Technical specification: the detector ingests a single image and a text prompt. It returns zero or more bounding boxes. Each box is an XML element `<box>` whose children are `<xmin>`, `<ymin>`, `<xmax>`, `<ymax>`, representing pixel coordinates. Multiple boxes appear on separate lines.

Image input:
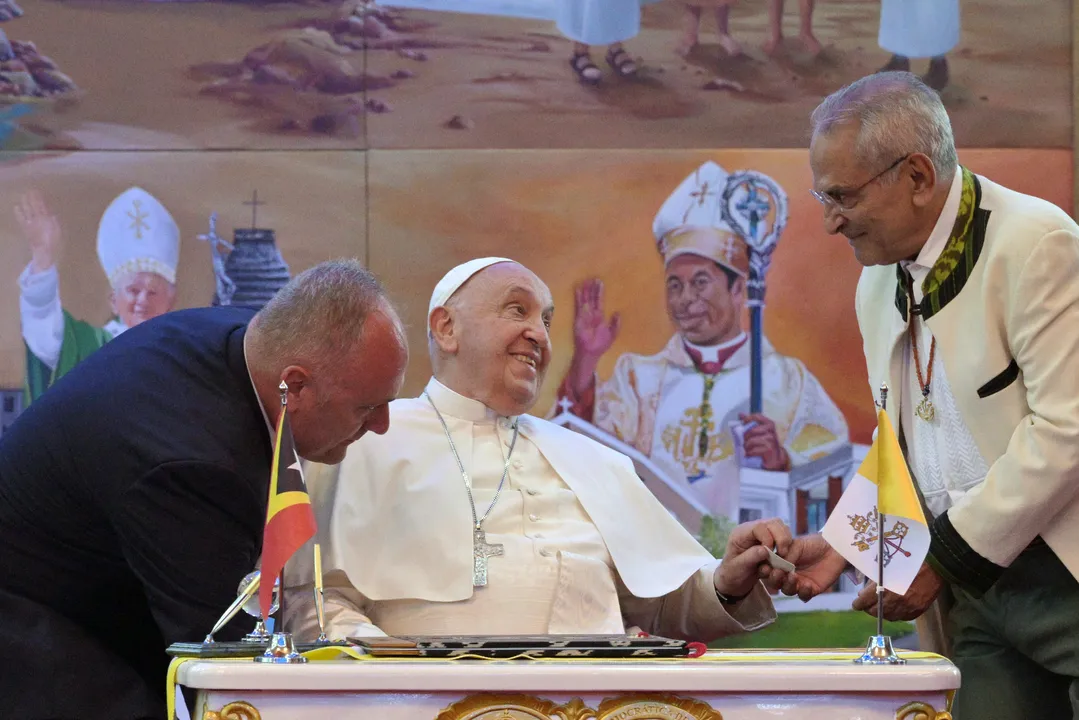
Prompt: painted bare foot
<box><xmin>762</xmin><ymin>33</ymin><xmax>782</xmax><ymax>56</ymax></box>
<box><xmin>717</xmin><ymin>33</ymin><xmax>743</xmax><ymax>56</ymax></box>
<box><xmin>877</xmin><ymin>54</ymin><xmax>910</xmax><ymax>73</ymax></box>
<box><xmin>676</xmin><ymin>32</ymin><xmax>698</xmax><ymax>58</ymax></box>
<box><xmin>799</xmin><ymin>31</ymin><xmax>822</xmax><ymax>57</ymax></box>
<box><xmin>922</xmin><ymin>56</ymin><xmax>949</xmax><ymax>90</ymax></box>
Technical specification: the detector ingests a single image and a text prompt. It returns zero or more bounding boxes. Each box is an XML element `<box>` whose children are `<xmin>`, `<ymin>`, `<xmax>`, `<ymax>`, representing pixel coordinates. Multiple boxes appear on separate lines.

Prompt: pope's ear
<box><xmin>429</xmin><ymin>306</ymin><xmax>458</xmax><ymax>354</ymax></box>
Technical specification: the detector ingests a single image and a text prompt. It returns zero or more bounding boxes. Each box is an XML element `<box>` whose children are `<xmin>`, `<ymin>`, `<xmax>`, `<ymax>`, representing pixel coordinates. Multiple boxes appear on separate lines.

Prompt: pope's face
<box><xmin>665</xmin><ymin>254</ymin><xmax>745</xmax><ymax>345</ymax></box>
<box><xmin>451</xmin><ymin>263</ymin><xmax>554</xmax><ymax>417</ymax></box>
<box><xmin>110</xmin><ymin>271</ymin><xmax>176</xmax><ymax>328</ymax></box>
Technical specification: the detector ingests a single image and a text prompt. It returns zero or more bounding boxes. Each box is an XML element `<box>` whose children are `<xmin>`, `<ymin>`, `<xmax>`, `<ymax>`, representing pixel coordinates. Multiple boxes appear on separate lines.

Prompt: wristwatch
<box><xmin>715</xmin><ymin>587</ymin><xmax>750</xmax><ymax>605</ymax></box>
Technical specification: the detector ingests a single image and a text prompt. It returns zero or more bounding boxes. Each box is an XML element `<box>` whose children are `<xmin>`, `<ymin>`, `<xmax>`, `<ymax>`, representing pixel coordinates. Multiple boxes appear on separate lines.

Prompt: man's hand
<box><xmin>764</xmin><ymin>533</ymin><xmax>848</xmax><ymax>601</ymax></box>
<box><xmin>714</xmin><ymin>517</ymin><xmax>793</xmax><ymax>600</ymax></box>
<box><xmin>852</xmin><ymin>562</ymin><xmax>943</xmax><ymax>621</ymax></box>
<box><xmin>15</xmin><ymin>190</ymin><xmax>61</xmax><ymax>274</ymax></box>
<box><xmin>739</xmin><ymin>413</ymin><xmax>790</xmax><ymax>471</ymax></box>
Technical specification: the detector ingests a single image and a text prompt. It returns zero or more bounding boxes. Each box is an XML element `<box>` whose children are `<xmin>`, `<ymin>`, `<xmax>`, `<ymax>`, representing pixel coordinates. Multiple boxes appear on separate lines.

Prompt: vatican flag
<box><xmin>822</xmin><ymin>409</ymin><xmax>929</xmax><ymax>595</ymax></box>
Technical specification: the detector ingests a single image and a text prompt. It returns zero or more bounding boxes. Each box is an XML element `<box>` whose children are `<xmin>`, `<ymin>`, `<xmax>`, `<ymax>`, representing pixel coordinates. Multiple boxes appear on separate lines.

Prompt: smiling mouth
<box><xmin>513</xmin><ymin>354</ymin><xmax>538</xmax><ymax>369</ymax></box>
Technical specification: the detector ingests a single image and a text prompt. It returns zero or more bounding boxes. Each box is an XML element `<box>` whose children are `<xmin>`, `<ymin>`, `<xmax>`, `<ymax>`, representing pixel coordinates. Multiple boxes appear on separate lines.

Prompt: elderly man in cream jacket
<box><xmin>284</xmin><ymin>257</ymin><xmax>789</xmax><ymax>641</ymax></box>
<box><xmin>779</xmin><ymin>72</ymin><xmax>1079</xmax><ymax>719</ymax></box>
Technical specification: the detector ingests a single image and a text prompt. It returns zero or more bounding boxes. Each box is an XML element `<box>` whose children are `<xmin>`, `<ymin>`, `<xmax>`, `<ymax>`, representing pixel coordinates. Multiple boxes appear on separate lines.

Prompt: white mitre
<box><xmin>652</xmin><ymin>161</ymin><xmax>749</xmax><ymax>278</ymax></box>
<box><xmin>96</xmin><ymin>186</ymin><xmax>180</xmax><ymax>288</ymax></box>
<box><xmin>427</xmin><ymin>256</ymin><xmax>514</xmax><ymax>319</ymax></box>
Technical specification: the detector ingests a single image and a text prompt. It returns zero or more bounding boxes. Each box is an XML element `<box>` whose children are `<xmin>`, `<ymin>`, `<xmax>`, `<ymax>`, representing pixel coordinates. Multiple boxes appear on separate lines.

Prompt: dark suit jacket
<box><xmin>0</xmin><ymin>306</ymin><xmax>275</xmax><ymax>719</ymax></box>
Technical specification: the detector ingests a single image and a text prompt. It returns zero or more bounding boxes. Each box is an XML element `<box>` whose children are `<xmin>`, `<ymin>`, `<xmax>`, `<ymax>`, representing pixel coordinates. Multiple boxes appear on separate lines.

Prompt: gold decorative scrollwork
<box><xmin>552</xmin><ymin>698</ymin><xmax>597</xmax><ymax>720</ymax></box>
<box><xmin>435</xmin><ymin>693</ymin><xmax>564</xmax><ymax>719</ymax></box>
<box><xmin>895</xmin><ymin>701</ymin><xmax>953</xmax><ymax>720</ymax></box>
<box><xmin>202</xmin><ymin>700</ymin><xmax>262</xmax><ymax>720</ymax></box>
<box><xmin>596</xmin><ymin>694</ymin><xmax>723</xmax><ymax>720</ymax></box>
<box><xmin>436</xmin><ymin>693</ymin><xmax>721</xmax><ymax>720</ymax></box>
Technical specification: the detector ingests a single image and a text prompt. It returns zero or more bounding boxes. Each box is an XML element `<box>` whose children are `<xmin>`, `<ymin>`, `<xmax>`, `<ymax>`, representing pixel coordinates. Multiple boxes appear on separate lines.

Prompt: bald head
<box><xmin>810</xmin><ymin>71</ymin><xmax>957</xmax><ymax>185</ymax></box>
<box><xmin>428</xmin><ymin>261</ymin><xmax>554</xmax><ymax>416</ymax></box>
<box><xmin>246</xmin><ymin>259</ymin><xmax>409</xmax><ymax>464</ymax></box>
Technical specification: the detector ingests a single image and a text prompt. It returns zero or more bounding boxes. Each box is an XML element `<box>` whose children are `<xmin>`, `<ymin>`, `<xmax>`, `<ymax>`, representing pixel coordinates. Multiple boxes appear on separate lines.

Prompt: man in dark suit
<box><xmin>0</xmin><ymin>258</ymin><xmax>409</xmax><ymax>719</ymax></box>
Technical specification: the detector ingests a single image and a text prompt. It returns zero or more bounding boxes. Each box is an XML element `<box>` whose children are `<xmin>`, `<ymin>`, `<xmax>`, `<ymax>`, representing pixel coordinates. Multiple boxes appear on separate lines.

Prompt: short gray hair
<box><xmin>810</xmin><ymin>71</ymin><xmax>957</xmax><ymax>184</ymax></box>
<box><xmin>249</xmin><ymin>258</ymin><xmax>395</xmax><ymax>373</ymax></box>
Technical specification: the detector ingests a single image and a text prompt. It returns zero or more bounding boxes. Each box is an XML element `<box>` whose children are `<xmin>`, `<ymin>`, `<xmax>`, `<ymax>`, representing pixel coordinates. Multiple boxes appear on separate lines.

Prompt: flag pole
<box><xmin>256</xmin><ymin>381</ymin><xmax>307</xmax><ymax>664</ymax></box>
<box><xmin>313</xmin><ymin>542</ymin><xmax>331</xmax><ymax>643</ymax></box>
<box><xmin>876</xmin><ymin>384</ymin><xmax>886</xmax><ymax>640</ymax></box>
<box><xmin>854</xmin><ymin>383</ymin><xmax>904</xmax><ymax>666</ymax></box>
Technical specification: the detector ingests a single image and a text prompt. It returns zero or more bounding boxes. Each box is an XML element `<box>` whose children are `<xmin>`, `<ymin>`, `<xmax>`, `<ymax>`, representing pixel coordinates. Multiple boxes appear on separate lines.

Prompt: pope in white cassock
<box><xmin>283</xmin><ymin>257</ymin><xmax>788</xmax><ymax>640</ymax></box>
<box><xmin>16</xmin><ymin>187</ymin><xmax>180</xmax><ymax>404</ymax></box>
<box><xmin>554</xmin><ymin>161</ymin><xmax>850</xmax><ymax>526</ymax></box>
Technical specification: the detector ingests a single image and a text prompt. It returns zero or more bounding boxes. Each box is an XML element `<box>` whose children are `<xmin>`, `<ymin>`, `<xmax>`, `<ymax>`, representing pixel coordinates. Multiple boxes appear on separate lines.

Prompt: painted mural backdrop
<box><xmin>0</xmin><ymin>0</ymin><xmax>1066</xmax><ymax>150</ymax></box>
<box><xmin>0</xmin><ymin>0</ymin><xmax>1072</xmax><ymax>544</ymax></box>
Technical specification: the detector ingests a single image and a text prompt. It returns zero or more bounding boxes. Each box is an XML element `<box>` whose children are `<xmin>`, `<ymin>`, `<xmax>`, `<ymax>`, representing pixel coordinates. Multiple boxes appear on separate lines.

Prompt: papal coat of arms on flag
<box><xmin>822</xmin><ymin>409</ymin><xmax>929</xmax><ymax>595</ymax></box>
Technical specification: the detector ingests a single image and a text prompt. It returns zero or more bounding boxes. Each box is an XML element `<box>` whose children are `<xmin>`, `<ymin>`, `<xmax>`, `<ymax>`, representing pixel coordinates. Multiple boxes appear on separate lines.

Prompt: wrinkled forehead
<box><xmin>113</xmin><ymin>270</ymin><xmax>174</xmax><ymax>290</ymax></box>
<box><xmin>810</xmin><ymin>123</ymin><xmax>866</xmax><ymax>191</ymax></box>
<box><xmin>467</xmin><ymin>262</ymin><xmax>553</xmax><ymax>309</ymax></box>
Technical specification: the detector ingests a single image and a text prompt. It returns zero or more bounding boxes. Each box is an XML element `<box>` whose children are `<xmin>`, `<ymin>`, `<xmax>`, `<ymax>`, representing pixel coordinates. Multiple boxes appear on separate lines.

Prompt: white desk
<box><xmin>177</xmin><ymin>649</ymin><xmax>959</xmax><ymax>719</ymax></box>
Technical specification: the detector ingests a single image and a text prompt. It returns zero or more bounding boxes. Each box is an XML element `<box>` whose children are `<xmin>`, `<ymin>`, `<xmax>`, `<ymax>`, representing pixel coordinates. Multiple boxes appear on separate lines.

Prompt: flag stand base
<box><xmin>854</xmin><ymin>635</ymin><xmax>905</xmax><ymax>665</ymax></box>
<box><xmin>255</xmin><ymin>632</ymin><xmax>308</xmax><ymax>664</ymax></box>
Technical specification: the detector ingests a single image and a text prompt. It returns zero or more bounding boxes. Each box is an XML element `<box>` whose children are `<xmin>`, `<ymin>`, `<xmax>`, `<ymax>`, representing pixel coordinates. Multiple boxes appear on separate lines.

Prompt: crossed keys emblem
<box><xmin>848</xmin><ymin>507</ymin><xmax>911</xmax><ymax>566</ymax></box>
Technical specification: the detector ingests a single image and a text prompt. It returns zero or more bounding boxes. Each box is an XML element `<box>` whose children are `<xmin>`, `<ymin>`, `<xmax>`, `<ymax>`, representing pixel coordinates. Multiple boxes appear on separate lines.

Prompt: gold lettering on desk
<box><xmin>596</xmin><ymin>695</ymin><xmax>721</xmax><ymax>720</ymax></box>
<box><xmin>435</xmin><ymin>693</ymin><xmax>722</xmax><ymax>720</ymax></box>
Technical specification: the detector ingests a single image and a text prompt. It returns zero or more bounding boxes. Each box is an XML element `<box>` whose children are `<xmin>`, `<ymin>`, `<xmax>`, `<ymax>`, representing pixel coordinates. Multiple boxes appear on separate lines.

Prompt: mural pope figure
<box><xmin>16</xmin><ymin>187</ymin><xmax>180</xmax><ymax>403</ymax></box>
<box><xmin>555</xmin><ymin>161</ymin><xmax>850</xmax><ymax>524</ymax></box>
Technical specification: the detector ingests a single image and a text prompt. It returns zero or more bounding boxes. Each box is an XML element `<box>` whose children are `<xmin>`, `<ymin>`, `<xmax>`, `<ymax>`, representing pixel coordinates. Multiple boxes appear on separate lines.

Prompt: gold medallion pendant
<box><xmin>916</xmin><ymin>395</ymin><xmax>935</xmax><ymax>423</ymax></box>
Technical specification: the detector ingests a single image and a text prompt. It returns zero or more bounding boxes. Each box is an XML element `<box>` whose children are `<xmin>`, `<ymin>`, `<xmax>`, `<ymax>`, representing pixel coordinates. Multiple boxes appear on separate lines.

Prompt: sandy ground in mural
<box><xmin>0</xmin><ymin>0</ymin><xmax>1069</xmax><ymax>150</ymax></box>
<box><xmin>0</xmin><ymin>150</ymin><xmax>366</xmax><ymax>387</ymax></box>
<box><xmin>367</xmin><ymin>148</ymin><xmax>1072</xmax><ymax>444</ymax></box>
<box><xmin>364</xmin><ymin>0</ymin><xmax>1072</xmax><ymax>148</ymax></box>
<box><xmin>3</xmin><ymin>0</ymin><xmax>366</xmax><ymax>150</ymax></box>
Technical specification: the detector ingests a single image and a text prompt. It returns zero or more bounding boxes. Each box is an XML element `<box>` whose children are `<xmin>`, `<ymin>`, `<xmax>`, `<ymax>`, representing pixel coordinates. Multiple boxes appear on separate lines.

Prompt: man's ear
<box><xmin>730</xmin><ymin>275</ymin><xmax>747</xmax><ymax>305</ymax></box>
<box><xmin>908</xmin><ymin>153</ymin><xmax>939</xmax><ymax>209</ymax></box>
<box><xmin>279</xmin><ymin>365</ymin><xmax>315</xmax><ymax>410</ymax></box>
<box><xmin>429</xmin><ymin>306</ymin><xmax>459</xmax><ymax>354</ymax></box>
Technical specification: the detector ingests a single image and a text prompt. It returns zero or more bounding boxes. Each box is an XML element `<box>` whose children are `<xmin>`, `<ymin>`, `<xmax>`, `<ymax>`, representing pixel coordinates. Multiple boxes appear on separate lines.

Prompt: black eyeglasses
<box><xmin>810</xmin><ymin>154</ymin><xmax>910</xmax><ymax>213</ymax></box>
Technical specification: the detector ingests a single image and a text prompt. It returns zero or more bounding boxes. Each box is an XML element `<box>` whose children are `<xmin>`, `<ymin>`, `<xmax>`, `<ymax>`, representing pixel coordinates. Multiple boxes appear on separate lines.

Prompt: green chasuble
<box><xmin>23</xmin><ymin>310</ymin><xmax>114</xmax><ymax>406</ymax></box>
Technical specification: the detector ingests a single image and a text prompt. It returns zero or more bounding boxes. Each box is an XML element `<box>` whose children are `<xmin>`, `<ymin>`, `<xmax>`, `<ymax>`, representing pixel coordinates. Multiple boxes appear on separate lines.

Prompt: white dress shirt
<box><xmin>899</xmin><ymin>170</ymin><xmax>991</xmax><ymax>519</ymax></box>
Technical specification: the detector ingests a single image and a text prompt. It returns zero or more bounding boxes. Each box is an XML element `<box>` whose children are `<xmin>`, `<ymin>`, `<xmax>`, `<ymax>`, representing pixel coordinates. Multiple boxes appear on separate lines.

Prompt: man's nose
<box><xmin>366</xmin><ymin>404</ymin><xmax>391</xmax><ymax>435</ymax></box>
<box><xmin>823</xmin><ymin>207</ymin><xmax>846</xmax><ymax>236</ymax></box>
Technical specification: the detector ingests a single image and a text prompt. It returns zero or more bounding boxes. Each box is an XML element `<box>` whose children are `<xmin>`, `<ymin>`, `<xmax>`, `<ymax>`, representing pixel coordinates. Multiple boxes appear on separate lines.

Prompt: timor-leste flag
<box><xmin>259</xmin><ymin>407</ymin><xmax>317</xmax><ymax>619</ymax></box>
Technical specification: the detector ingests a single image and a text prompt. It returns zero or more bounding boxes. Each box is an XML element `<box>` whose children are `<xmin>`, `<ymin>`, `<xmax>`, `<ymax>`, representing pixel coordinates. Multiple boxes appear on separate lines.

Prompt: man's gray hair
<box><xmin>810</xmin><ymin>71</ymin><xmax>958</xmax><ymax>183</ymax></box>
<box><xmin>249</xmin><ymin>258</ymin><xmax>394</xmax><ymax>372</ymax></box>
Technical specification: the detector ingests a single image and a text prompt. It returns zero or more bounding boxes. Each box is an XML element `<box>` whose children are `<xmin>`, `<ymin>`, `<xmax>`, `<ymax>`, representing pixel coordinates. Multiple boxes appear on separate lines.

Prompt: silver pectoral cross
<box><xmin>472</xmin><ymin>527</ymin><xmax>503</xmax><ymax>588</ymax></box>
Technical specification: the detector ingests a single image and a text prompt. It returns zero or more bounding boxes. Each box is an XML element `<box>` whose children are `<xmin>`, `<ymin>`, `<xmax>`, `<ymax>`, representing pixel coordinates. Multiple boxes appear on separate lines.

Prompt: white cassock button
<box><xmin>513</xmin><ymin>460</ymin><xmax>523</xmax><ymax>469</ymax></box>
<box><xmin>529</xmin><ymin>513</ymin><xmax>539</xmax><ymax>522</ymax></box>
<box><xmin>539</xmin><ymin>549</ymin><xmax>552</xmax><ymax>557</ymax></box>
<box><xmin>534</xmin><ymin>533</ymin><xmax>544</xmax><ymax>539</ymax></box>
<box><xmin>526</xmin><ymin>488</ymin><xmax>538</xmax><ymax>496</ymax></box>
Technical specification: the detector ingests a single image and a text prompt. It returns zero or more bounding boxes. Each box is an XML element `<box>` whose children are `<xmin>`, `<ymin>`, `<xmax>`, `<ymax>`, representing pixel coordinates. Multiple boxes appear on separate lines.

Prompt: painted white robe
<box><xmin>879</xmin><ymin>0</ymin><xmax>960</xmax><ymax>59</ymax></box>
<box><xmin>590</xmin><ymin>334</ymin><xmax>850</xmax><ymax>522</ymax></box>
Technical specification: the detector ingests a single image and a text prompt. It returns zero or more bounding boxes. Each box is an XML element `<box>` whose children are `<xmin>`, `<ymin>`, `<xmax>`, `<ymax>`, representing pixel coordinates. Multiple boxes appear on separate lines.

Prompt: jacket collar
<box><xmin>893</xmin><ymin>167</ymin><xmax>991</xmax><ymax>322</ymax></box>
